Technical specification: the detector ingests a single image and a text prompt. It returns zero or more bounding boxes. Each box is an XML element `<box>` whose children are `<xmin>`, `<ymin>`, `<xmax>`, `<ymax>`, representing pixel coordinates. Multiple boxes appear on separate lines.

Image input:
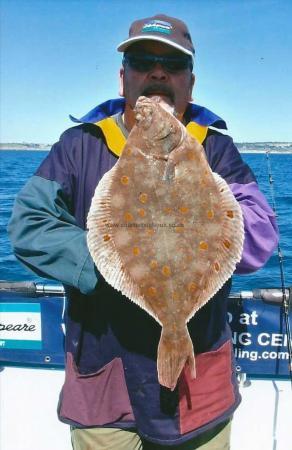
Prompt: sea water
<box><xmin>0</xmin><ymin>150</ymin><xmax>291</xmax><ymax>293</ymax></box>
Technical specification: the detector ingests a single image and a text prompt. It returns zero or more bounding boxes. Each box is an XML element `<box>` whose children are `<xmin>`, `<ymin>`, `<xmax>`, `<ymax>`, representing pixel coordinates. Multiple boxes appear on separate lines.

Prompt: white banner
<box><xmin>0</xmin><ymin>303</ymin><xmax>42</xmax><ymax>349</ymax></box>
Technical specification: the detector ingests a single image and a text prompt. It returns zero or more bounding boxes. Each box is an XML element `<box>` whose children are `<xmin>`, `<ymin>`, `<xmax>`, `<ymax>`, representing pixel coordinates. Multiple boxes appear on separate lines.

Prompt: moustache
<box><xmin>141</xmin><ymin>84</ymin><xmax>175</xmax><ymax>103</ymax></box>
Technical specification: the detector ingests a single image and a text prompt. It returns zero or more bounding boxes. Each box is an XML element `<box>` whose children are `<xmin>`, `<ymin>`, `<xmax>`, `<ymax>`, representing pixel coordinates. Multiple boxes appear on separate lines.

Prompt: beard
<box><xmin>141</xmin><ymin>83</ymin><xmax>175</xmax><ymax>104</ymax></box>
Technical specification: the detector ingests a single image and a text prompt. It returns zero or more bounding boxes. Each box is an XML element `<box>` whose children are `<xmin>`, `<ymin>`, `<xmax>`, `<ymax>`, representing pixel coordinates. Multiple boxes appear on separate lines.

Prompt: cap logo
<box><xmin>141</xmin><ymin>19</ymin><xmax>173</xmax><ymax>35</ymax></box>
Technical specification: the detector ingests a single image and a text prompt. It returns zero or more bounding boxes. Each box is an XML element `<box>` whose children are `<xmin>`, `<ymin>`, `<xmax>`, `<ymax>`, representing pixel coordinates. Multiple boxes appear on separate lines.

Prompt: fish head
<box><xmin>133</xmin><ymin>96</ymin><xmax>183</xmax><ymax>154</ymax></box>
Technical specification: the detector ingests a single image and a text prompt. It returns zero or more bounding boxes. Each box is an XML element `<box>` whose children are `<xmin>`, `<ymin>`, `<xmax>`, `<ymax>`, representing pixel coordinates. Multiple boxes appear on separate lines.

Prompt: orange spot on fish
<box><xmin>172</xmin><ymin>323</ymin><xmax>177</xmax><ymax>332</ymax></box>
<box><xmin>223</xmin><ymin>239</ymin><xmax>231</xmax><ymax>249</ymax></box>
<box><xmin>120</xmin><ymin>175</ymin><xmax>129</xmax><ymax>185</ymax></box>
<box><xmin>207</xmin><ymin>210</ymin><xmax>214</xmax><ymax>219</ymax></box>
<box><xmin>187</xmin><ymin>282</ymin><xmax>197</xmax><ymax>293</ymax></box>
<box><xmin>103</xmin><ymin>234</ymin><xmax>110</xmax><ymax>242</ymax></box>
<box><xmin>147</xmin><ymin>286</ymin><xmax>157</xmax><ymax>297</ymax></box>
<box><xmin>227</xmin><ymin>210</ymin><xmax>234</xmax><ymax>218</ymax></box>
<box><xmin>187</xmin><ymin>151</ymin><xmax>196</xmax><ymax>160</ymax></box>
<box><xmin>179</xmin><ymin>206</ymin><xmax>189</xmax><ymax>214</ymax></box>
<box><xmin>162</xmin><ymin>265</ymin><xmax>171</xmax><ymax>277</ymax></box>
<box><xmin>175</xmin><ymin>226</ymin><xmax>184</xmax><ymax>233</ymax></box>
<box><xmin>199</xmin><ymin>241</ymin><xmax>208</xmax><ymax>250</ymax></box>
<box><xmin>163</xmin><ymin>207</ymin><xmax>172</xmax><ymax>214</ymax></box>
<box><xmin>138</xmin><ymin>208</ymin><xmax>146</xmax><ymax>217</ymax></box>
<box><xmin>150</xmin><ymin>260</ymin><xmax>158</xmax><ymax>269</ymax></box>
<box><xmin>133</xmin><ymin>247</ymin><xmax>140</xmax><ymax>256</ymax></box>
<box><xmin>214</xmin><ymin>262</ymin><xmax>220</xmax><ymax>272</ymax></box>
<box><xmin>172</xmin><ymin>291</ymin><xmax>180</xmax><ymax>301</ymax></box>
<box><xmin>139</xmin><ymin>193</ymin><xmax>148</xmax><ymax>204</ymax></box>
<box><xmin>147</xmin><ymin>228</ymin><xmax>155</xmax><ymax>235</ymax></box>
<box><xmin>124</xmin><ymin>212</ymin><xmax>134</xmax><ymax>222</ymax></box>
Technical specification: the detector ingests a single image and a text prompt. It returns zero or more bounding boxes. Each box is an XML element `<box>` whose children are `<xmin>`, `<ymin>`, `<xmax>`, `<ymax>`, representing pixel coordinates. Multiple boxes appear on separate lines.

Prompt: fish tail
<box><xmin>157</xmin><ymin>326</ymin><xmax>196</xmax><ymax>391</ymax></box>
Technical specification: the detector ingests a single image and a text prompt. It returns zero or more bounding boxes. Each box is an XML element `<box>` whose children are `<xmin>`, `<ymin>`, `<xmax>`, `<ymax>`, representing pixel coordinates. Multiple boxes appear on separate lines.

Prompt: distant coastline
<box><xmin>1</xmin><ymin>142</ymin><xmax>292</xmax><ymax>153</ymax></box>
<box><xmin>236</xmin><ymin>142</ymin><xmax>292</xmax><ymax>153</ymax></box>
<box><xmin>0</xmin><ymin>143</ymin><xmax>51</xmax><ymax>151</ymax></box>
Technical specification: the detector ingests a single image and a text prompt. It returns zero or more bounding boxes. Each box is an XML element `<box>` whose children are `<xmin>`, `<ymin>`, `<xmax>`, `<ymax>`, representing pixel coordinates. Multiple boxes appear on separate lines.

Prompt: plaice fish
<box><xmin>87</xmin><ymin>96</ymin><xmax>244</xmax><ymax>390</ymax></box>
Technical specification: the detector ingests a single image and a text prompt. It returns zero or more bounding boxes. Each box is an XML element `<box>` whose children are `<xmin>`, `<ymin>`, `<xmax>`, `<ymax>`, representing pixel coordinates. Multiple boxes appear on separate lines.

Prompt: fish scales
<box><xmin>87</xmin><ymin>96</ymin><xmax>244</xmax><ymax>390</ymax></box>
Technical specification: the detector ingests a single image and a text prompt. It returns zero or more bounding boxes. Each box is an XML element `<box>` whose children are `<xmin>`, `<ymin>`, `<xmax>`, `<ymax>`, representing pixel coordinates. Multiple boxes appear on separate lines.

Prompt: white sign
<box><xmin>0</xmin><ymin>303</ymin><xmax>42</xmax><ymax>349</ymax></box>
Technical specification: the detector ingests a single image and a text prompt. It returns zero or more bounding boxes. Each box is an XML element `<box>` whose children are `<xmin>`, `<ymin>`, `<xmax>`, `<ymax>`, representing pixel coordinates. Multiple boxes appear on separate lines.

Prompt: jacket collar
<box><xmin>70</xmin><ymin>98</ymin><xmax>227</xmax><ymax>129</ymax></box>
<box><xmin>70</xmin><ymin>98</ymin><xmax>227</xmax><ymax>157</ymax></box>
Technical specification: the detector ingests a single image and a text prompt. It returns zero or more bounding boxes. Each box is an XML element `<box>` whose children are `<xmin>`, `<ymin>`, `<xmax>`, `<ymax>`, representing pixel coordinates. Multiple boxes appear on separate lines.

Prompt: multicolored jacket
<box><xmin>8</xmin><ymin>98</ymin><xmax>278</xmax><ymax>445</ymax></box>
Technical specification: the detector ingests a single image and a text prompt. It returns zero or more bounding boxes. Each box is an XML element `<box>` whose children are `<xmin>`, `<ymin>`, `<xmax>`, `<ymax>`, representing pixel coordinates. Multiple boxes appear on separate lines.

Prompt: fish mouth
<box><xmin>153</xmin><ymin>126</ymin><xmax>175</xmax><ymax>142</ymax></box>
<box><xmin>155</xmin><ymin>134</ymin><xmax>172</xmax><ymax>145</ymax></box>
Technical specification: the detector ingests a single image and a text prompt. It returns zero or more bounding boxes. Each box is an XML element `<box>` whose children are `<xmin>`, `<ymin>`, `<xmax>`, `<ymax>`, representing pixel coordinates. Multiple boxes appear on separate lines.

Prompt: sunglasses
<box><xmin>123</xmin><ymin>53</ymin><xmax>193</xmax><ymax>73</ymax></box>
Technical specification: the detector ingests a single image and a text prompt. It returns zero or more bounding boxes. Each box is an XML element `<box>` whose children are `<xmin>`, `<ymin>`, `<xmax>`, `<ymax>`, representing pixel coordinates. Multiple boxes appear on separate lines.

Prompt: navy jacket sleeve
<box><xmin>8</xmin><ymin>129</ymin><xmax>99</xmax><ymax>294</ymax></box>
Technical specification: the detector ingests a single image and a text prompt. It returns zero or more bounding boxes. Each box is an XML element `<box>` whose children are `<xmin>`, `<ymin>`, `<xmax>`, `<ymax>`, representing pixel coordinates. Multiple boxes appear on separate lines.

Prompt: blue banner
<box><xmin>0</xmin><ymin>292</ymin><xmax>291</xmax><ymax>377</ymax></box>
<box><xmin>228</xmin><ymin>298</ymin><xmax>291</xmax><ymax>376</ymax></box>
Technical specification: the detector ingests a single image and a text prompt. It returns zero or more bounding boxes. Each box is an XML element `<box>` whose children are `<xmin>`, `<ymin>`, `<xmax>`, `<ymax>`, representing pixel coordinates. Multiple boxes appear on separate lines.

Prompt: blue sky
<box><xmin>1</xmin><ymin>0</ymin><xmax>291</xmax><ymax>144</ymax></box>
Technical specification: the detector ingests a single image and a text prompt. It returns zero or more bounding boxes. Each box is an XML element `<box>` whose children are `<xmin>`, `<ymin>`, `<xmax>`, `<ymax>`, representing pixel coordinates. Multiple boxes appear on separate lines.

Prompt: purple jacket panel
<box><xmin>203</xmin><ymin>131</ymin><xmax>278</xmax><ymax>272</ymax></box>
<box><xmin>230</xmin><ymin>182</ymin><xmax>278</xmax><ymax>273</ymax></box>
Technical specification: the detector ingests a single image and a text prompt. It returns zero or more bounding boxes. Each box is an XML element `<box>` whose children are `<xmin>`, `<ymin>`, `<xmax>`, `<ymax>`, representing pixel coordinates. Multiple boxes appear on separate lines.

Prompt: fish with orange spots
<box><xmin>87</xmin><ymin>96</ymin><xmax>244</xmax><ymax>391</ymax></box>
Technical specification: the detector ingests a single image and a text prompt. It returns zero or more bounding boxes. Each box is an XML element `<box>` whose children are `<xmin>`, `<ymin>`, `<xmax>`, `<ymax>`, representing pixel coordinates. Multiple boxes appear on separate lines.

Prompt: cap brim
<box><xmin>117</xmin><ymin>35</ymin><xmax>194</xmax><ymax>57</ymax></box>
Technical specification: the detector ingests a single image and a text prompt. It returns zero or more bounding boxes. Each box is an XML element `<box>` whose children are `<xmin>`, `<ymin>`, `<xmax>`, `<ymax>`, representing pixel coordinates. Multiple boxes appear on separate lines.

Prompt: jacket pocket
<box><xmin>59</xmin><ymin>352</ymin><xmax>134</xmax><ymax>426</ymax></box>
<box><xmin>178</xmin><ymin>340</ymin><xmax>235</xmax><ymax>434</ymax></box>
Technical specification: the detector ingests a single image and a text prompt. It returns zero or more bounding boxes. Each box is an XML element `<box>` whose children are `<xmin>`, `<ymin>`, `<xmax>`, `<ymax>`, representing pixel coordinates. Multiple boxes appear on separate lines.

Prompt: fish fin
<box><xmin>203</xmin><ymin>172</ymin><xmax>244</xmax><ymax>296</ymax></box>
<box><xmin>186</xmin><ymin>172</ymin><xmax>245</xmax><ymax>322</ymax></box>
<box><xmin>214</xmin><ymin>171</ymin><xmax>244</xmax><ymax>263</ymax></box>
<box><xmin>87</xmin><ymin>168</ymin><xmax>143</xmax><ymax>301</ymax></box>
<box><xmin>157</xmin><ymin>326</ymin><xmax>195</xmax><ymax>391</ymax></box>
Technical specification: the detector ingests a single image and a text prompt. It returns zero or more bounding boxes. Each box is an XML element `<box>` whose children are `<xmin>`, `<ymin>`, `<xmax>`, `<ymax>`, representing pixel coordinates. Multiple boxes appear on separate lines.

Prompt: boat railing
<box><xmin>0</xmin><ymin>280</ymin><xmax>291</xmax><ymax>303</ymax></box>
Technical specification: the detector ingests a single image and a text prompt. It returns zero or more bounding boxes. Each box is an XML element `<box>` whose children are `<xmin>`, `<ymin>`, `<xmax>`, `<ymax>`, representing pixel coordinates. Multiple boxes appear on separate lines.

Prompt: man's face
<box><xmin>119</xmin><ymin>41</ymin><xmax>195</xmax><ymax>121</ymax></box>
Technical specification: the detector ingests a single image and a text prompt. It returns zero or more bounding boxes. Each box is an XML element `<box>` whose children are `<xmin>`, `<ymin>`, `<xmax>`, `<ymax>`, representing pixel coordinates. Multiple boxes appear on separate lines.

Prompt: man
<box><xmin>8</xmin><ymin>14</ymin><xmax>278</xmax><ymax>450</ymax></box>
